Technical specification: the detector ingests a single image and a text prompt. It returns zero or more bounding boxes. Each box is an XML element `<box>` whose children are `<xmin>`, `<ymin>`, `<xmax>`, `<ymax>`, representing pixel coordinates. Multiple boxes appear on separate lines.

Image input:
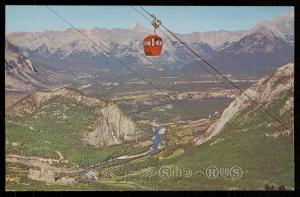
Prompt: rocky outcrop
<box><xmin>5</xmin><ymin>40</ymin><xmax>65</xmax><ymax>92</ymax></box>
<box><xmin>5</xmin><ymin>41</ymin><xmax>38</xmax><ymax>91</ymax></box>
<box><xmin>194</xmin><ymin>63</ymin><xmax>294</xmax><ymax>145</ymax></box>
<box><xmin>84</xmin><ymin>104</ymin><xmax>141</xmax><ymax>147</ymax></box>
<box><xmin>5</xmin><ymin>41</ymin><xmax>36</xmax><ymax>72</ymax></box>
<box><xmin>7</xmin><ymin>87</ymin><xmax>143</xmax><ymax>147</ymax></box>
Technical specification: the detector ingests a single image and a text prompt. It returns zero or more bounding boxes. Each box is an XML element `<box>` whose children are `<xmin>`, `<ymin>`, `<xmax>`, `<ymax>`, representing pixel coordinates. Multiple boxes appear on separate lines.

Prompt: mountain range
<box><xmin>6</xmin><ymin>9</ymin><xmax>294</xmax><ymax>79</ymax></box>
<box><xmin>5</xmin><ymin>8</ymin><xmax>295</xmax><ymax>190</ymax></box>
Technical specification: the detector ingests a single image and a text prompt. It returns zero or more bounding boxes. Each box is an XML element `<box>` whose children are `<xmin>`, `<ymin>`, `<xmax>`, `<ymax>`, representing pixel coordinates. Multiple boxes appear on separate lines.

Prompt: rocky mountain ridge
<box><xmin>194</xmin><ymin>63</ymin><xmax>294</xmax><ymax>145</ymax></box>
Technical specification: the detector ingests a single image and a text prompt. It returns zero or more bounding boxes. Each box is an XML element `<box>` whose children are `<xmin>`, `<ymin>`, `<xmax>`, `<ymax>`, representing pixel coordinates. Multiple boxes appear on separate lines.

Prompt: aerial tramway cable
<box><xmin>131</xmin><ymin>7</ymin><xmax>293</xmax><ymax>182</ymax></box>
<box><xmin>137</xmin><ymin>6</ymin><xmax>290</xmax><ymax>131</ymax></box>
<box><xmin>46</xmin><ymin>6</ymin><xmax>292</xmax><ymax>183</ymax></box>
<box><xmin>46</xmin><ymin>6</ymin><xmax>200</xmax><ymax>120</ymax></box>
<box><xmin>131</xmin><ymin>6</ymin><xmax>242</xmax><ymax>89</ymax></box>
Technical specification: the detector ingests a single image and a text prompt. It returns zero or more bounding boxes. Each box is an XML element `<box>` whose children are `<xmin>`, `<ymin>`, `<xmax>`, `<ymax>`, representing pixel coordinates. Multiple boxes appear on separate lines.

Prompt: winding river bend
<box><xmin>82</xmin><ymin>125</ymin><xmax>165</xmax><ymax>178</ymax></box>
<box><xmin>116</xmin><ymin>125</ymin><xmax>164</xmax><ymax>159</ymax></box>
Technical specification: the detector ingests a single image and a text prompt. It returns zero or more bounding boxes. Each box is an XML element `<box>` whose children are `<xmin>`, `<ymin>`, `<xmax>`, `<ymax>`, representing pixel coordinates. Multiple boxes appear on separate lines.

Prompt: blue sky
<box><xmin>5</xmin><ymin>6</ymin><xmax>292</xmax><ymax>34</ymax></box>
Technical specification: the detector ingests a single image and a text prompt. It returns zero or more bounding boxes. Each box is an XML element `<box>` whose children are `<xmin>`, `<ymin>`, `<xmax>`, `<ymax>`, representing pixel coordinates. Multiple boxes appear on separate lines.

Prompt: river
<box><xmin>83</xmin><ymin>125</ymin><xmax>165</xmax><ymax>176</ymax></box>
<box><xmin>149</xmin><ymin>125</ymin><xmax>164</xmax><ymax>155</ymax></box>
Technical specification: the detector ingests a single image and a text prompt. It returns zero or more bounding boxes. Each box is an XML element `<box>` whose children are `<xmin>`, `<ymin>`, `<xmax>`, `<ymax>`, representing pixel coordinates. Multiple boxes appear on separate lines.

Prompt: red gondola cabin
<box><xmin>143</xmin><ymin>35</ymin><xmax>163</xmax><ymax>56</ymax></box>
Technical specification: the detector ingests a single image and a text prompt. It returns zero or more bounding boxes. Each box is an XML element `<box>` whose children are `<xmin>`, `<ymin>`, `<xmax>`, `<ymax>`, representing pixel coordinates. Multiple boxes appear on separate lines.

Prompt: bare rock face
<box><xmin>194</xmin><ymin>63</ymin><xmax>294</xmax><ymax>145</ymax></box>
<box><xmin>5</xmin><ymin>41</ymin><xmax>38</xmax><ymax>91</ymax></box>
<box><xmin>84</xmin><ymin>104</ymin><xmax>140</xmax><ymax>147</ymax></box>
<box><xmin>5</xmin><ymin>41</ymin><xmax>36</xmax><ymax>72</ymax></box>
<box><xmin>7</xmin><ymin>87</ymin><xmax>143</xmax><ymax>147</ymax></box>
<box><xmin>5</xmin><ymin>40</ymin><xmax>70</xmax><ymax>93</ymax></box>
